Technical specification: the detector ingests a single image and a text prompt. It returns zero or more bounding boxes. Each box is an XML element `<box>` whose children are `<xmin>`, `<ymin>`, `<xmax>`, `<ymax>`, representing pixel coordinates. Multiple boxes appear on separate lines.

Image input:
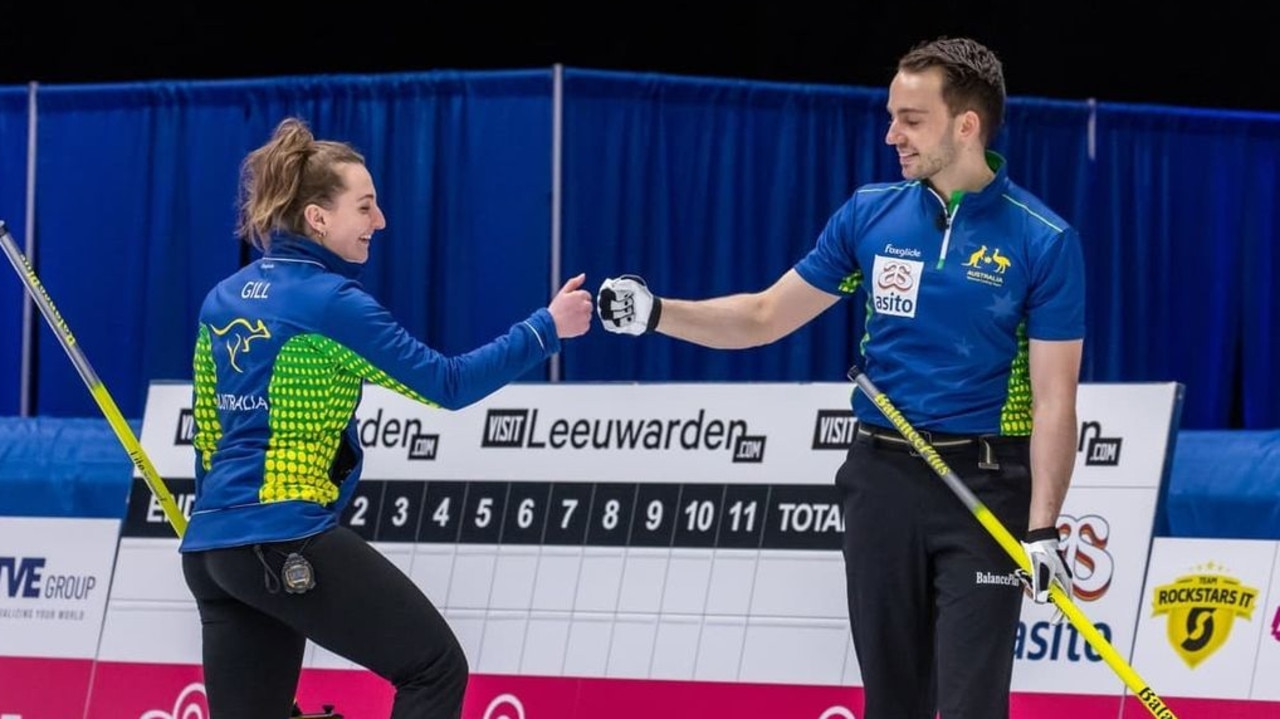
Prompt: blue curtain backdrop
<box><xmin>561</xmin><ymin>72</ymin><xmax>1104</xmax><ymax>388</ymax></box>
<box><xmin>31</xmin><ymin>71</ymin><xmax>551</xmax><ymax>418</ymax></box>
<box><xmin>560</xmin><ymin>70</ymin><xmax>897</xmax><ymax>384</ymax></box>
<box><xmin>1237</xmin><ymin>119</ymin><xmax>1280</xmax><ymax>429</ymax></box>
<box><xmin>4</xmin><ymin>68</ymin><xmax>1279</xmax><ymax>428</ymax></box>
<box><xmin>1086</xmin><ymin>105</ymin><xmax>1270</xmax><ymax>428</ymax></box>
<box><xmin>0</xmin><ymin>86</ymin><xmax>29</xmax><ymax>417</ymax></box>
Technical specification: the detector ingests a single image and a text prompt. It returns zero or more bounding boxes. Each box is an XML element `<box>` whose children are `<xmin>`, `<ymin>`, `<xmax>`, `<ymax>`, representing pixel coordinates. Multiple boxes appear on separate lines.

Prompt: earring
<box><xmin>317</xmin><ymin>229</ymin><xmax>327</xmax><ymax>240</ymax></box>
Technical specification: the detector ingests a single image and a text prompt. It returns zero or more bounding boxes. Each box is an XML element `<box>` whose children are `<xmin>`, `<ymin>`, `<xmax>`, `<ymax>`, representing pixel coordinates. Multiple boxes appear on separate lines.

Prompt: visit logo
<box><xmin>174</xmin><ymin>408</ymin><xmax>194</xmax><ymax>445</ymax></box>
<box><xmin>1152</xmin><ymin>562</ymin><xmax>1259</xmax><ymax>668</ymax></box>
<box><xmin>812</xmin><ymin>409</ymin><xmax>856</xmax><ymax>449</ymax></box>
<box><xmin>871</xmin><ymin>255</ymin><xmax>922</xmax><ymax>318</ymax></box>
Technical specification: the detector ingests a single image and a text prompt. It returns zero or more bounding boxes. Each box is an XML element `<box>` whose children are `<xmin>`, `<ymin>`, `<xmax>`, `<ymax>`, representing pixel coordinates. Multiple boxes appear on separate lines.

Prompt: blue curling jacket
<box><xmin>180</xmin><ymin>234</ymin><xmax>558</xmax><ymax>552</ymax></box>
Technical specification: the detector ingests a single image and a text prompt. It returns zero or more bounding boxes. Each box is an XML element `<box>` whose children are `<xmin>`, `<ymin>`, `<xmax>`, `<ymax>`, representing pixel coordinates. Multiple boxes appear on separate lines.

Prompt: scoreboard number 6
<box><xmin>518</xmin><ymin>498</ymin><xmax>536</xmax><ymax>528</ymax></box>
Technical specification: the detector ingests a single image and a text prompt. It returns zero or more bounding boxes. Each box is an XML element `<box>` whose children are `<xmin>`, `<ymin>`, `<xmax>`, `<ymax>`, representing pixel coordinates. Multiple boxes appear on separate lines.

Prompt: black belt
<box><xmin>855</xmin><ymin>422</ymin><xmax>1022</xmax><ymax>470</ymax></box>
<box><xmin>856</xmin><ymin>422</ymin><xmax>978</xmax><ymax>448</ymax></box>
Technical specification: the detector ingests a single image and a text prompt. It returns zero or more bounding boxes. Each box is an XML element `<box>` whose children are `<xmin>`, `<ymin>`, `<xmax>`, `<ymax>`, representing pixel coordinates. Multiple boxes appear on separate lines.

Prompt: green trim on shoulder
<box><xmin>855</xmin><ymin>180</ymin><xmax>919</xmax><ymax>195</ymax></box>
<box><xmin>999</xmin><ymin>194</ymin><xmax>1065</xmax><ymax>233</ymax></box>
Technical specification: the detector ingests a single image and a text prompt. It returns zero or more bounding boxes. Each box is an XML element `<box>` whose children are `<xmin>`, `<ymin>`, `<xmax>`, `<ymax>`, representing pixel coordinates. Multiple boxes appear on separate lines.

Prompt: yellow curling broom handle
<box><xmin>0</xmin><ymin>222</ymin><xmax>188</xmax><ymax>537</ymax></box>
<box><xmin>1</xmin><ymin>221</ymin><xmax>326</xmax><ymax>715</ymax></box>
<box><xmin>848</xmin><ymin>366</ymin><xmax>1178</xmax><ymax>719</ymax></box>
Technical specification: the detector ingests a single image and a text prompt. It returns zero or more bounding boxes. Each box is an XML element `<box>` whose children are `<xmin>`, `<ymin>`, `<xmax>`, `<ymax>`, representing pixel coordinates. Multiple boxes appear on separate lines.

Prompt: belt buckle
<box><xmin>978</xmin><ymin>436</ymin><xmax>1001</xmax><ymax>471</ymax></box>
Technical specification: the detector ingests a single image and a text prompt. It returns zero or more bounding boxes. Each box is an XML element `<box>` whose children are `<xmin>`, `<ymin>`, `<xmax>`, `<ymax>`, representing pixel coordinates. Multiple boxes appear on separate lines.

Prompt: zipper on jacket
<box><xmin>929</xmin><ymin>188</ymin><xmax>956</xmax><ymax>269</ymax></box>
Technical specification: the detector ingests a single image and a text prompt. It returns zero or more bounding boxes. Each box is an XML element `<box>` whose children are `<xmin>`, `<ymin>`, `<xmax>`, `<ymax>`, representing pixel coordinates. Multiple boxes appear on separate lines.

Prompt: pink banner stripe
<box><xmin>0</xmin><ymin>656</ymin><xmax>95</xmax><ymax>718</ymax></box>
<box><xmin>1122</xmin><ymin>695</ymin><xmax>1280</xmax><ymax>718</ymax></box>
<box><xmin>70</xmin><ymin>661</ymin><xmax>1280</xmax><ymax>719</ymax></box>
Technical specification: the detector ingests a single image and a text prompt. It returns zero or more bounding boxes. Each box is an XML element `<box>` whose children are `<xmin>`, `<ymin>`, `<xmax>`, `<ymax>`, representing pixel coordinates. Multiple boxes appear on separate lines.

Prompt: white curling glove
<box><xmin>596</xmin><ymin>275</ymin><xmax>662</xmax><ymax>336</ymax></box>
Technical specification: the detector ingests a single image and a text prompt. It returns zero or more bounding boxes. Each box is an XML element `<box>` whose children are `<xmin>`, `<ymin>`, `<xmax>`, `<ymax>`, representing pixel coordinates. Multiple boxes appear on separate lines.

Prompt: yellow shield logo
<box><xmin>1152</xmin><ymin>568</ymin><xmax>1259</xmax><ymax>669</ymax></box>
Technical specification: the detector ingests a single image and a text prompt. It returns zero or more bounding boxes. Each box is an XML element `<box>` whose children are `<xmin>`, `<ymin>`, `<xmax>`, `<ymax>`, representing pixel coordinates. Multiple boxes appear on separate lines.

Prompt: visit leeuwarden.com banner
<box><xmin>7</xmin><ymin>378</ymin><xmax>1216</xmax><ymax>718</ymax></box>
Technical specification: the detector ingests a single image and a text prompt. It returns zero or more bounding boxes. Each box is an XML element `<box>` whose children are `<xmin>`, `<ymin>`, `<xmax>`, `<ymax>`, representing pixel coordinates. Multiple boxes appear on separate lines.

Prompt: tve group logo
<box><xmin>0</xmin><ymin>554</ymin><xmax>99</xmax><ymax>619</ymax></box>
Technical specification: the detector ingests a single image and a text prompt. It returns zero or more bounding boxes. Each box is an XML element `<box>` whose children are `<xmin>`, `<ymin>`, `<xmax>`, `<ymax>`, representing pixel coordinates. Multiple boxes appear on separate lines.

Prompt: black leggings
<box><xmin>182</xmin><ymin>526</ymin><xmax>468</xmax><ymax>719</ymax></box>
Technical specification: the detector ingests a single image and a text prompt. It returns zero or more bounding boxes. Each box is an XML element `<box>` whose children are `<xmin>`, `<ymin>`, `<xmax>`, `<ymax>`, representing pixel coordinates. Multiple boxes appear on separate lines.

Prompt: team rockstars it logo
<box><xmin>1152</xmin><ymin>562</ymin><xmax>1259</xmax><ymax>668</ymax></box>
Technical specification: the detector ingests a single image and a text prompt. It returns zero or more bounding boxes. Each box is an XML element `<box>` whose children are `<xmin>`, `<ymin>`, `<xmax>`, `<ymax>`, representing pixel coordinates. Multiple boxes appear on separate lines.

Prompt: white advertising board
<box><xmin>93</xmin><ymin>380</ymin><xmax>1182</xmax><ymax>718</ymax></box>
<box><xmin>1133</xmin><ymin>537</ymin><xmax>1277</xmax><ymax>699</ymax></box>
<box><xmin>0</xmin><ymin>516</ymin><xmax>121</xmax><ymax>718</ymax></box>
<box><xmin>1253</xmin><ymin>547</ymin><xmax>1280</xmax><ymax>702</ymax></box>
<box><xmin>0</xmin><ymin>517</ymin><xmax>119</xmax><ymax>658</ymax></box>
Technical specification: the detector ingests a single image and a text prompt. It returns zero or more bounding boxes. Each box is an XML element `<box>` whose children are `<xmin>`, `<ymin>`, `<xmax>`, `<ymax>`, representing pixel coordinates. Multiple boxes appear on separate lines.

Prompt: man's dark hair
<box><xmin>898</xmin><ymin>37</ymin><xmax>1006</xmax><ymax>145</ymax></box>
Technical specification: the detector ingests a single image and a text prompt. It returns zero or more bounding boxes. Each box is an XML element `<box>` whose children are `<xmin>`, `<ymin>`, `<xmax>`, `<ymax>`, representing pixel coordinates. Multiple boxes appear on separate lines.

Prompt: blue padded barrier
<box><xmin>1164</xmin><ymin>429</ymin><xmax>1280</xmax><ymax>539</ymax></box>
<box><xmin>2</xmin><ymin>417</ymin><xmax>1278</xmax><ymax>541</ymax></box>
<box><xmin>0</xmin><ymin>416</ymin><xmax>137</xmax><ymax>519</ymax></box>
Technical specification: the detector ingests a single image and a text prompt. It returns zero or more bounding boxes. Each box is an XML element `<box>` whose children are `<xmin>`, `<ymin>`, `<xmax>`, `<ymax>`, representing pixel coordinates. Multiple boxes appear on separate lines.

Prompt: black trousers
<box><xmin>182</xmin><ymin>526</ymin><xmax>468</xmax><ymax>719</ymax></box>
<box><xmin>835</xmin><ymin>431</ymin><xmax>1032</xmax><ymax>719</ymax></box>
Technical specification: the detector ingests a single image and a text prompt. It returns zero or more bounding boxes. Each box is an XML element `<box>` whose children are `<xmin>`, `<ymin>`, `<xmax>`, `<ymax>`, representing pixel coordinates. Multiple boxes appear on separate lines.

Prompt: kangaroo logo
<box><xmin>988</xmin><ymin>247</ymin><xmax>1011</xmax><ymax>273</ymax></box>
<box><xmin>963</xmin><ymin>245</ymin><xmax>1013</xmax><ymax>273</ymax></box>
<box><xmin>964</xmin><ymin>245</ymin><xmax>988</xmax><ymax>268</ymax></box>
<box><xmin>963</xmin><ymin>243</ymin><xmax>1013</xmax><ymax>288</ymax></box>
<box><xmin>210</xmin><ymin>318</ymin><xmax>271</xmax><ymax>372</ymax></box>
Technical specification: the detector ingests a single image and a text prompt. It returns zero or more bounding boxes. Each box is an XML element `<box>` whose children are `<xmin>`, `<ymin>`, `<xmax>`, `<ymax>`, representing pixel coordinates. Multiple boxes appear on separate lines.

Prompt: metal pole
<box><xmin>20</xmin><ymin>81</ymin><xmax>38</xmax><ymax>416</ymax></box>
<box><xmin>549</xmin><ymin>63</ymin><xmax>564</xmax><ymax>382</ymax></box>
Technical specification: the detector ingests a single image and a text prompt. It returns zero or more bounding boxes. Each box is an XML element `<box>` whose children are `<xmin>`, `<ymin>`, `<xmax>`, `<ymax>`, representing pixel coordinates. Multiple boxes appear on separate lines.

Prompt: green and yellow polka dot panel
<box><xmin>999</xmin><ymin>323</ymin><xmax>1032</xmax><ymax>435</ymax></box>
<box><xmin>191</xmin><ymin>324</ymin><xmax>221</xmax><ymax>474</ymax></box>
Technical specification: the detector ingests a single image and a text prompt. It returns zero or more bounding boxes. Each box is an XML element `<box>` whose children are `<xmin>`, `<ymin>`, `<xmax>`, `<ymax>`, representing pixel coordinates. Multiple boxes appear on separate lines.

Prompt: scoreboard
<box><xmin>125</xmin><ymin>475</ymin><xmax>848</xmax><ymax>551</ymax></box>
